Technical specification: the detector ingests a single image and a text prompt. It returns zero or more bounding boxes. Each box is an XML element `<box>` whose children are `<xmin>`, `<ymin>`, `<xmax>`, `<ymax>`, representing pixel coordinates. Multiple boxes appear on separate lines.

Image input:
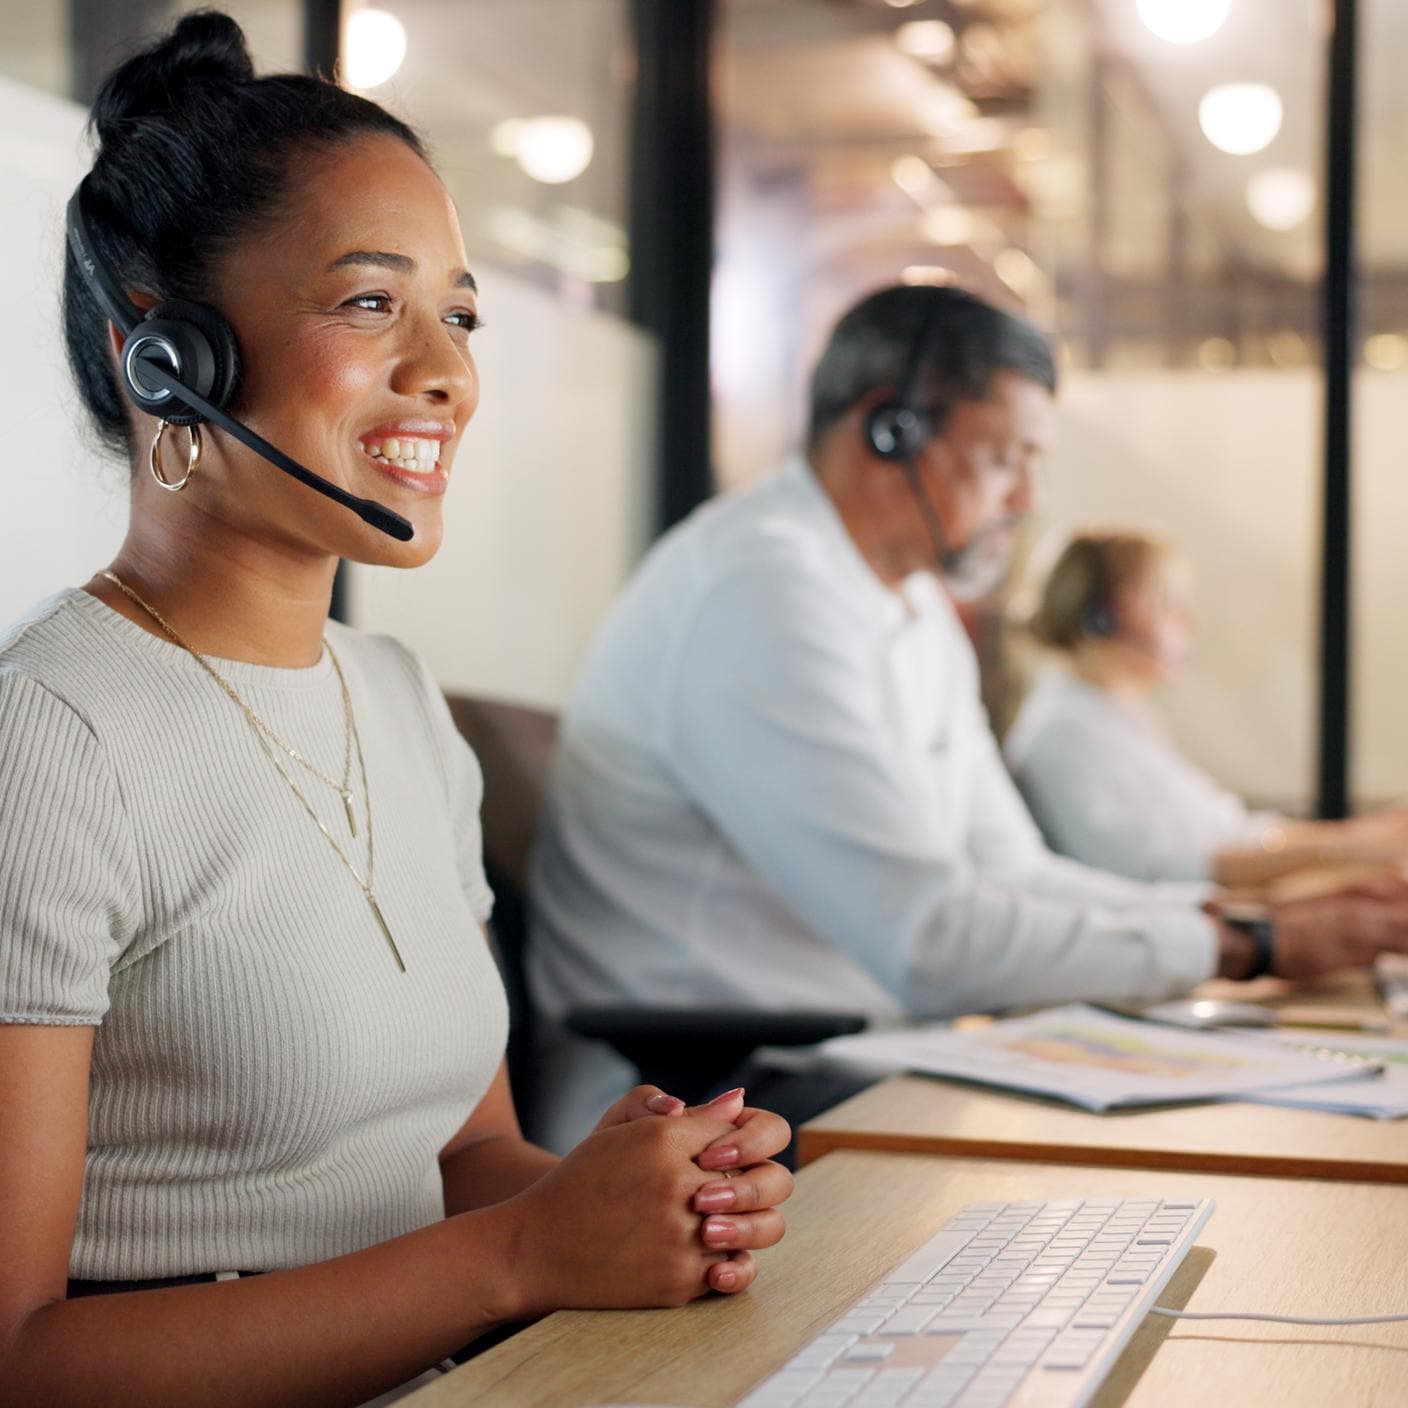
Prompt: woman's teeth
<box><xmin>361</xmin><ymin>436</ymin><xmax>440</xmax><ymax>473</ymax></box>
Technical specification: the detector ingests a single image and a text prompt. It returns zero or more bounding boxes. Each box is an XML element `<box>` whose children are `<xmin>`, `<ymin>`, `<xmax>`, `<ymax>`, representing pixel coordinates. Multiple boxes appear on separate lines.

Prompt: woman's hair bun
<box><xmin>93</xmin><ymin>9</ymin><xmax>255</xmax><ymax>144</ymax></box>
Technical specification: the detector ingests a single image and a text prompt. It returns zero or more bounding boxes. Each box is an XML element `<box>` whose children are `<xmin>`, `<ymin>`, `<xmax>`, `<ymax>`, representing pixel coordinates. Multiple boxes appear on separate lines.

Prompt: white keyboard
<box><xmin>737</xmin><ymin>1195</ymin><xmax>1214</xmax><ymax>1408</ymax></box>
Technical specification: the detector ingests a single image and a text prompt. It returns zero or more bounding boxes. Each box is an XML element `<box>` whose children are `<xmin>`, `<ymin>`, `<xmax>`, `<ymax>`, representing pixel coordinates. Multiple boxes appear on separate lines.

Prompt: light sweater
<box><xmin>0</xmin><ymin>588</ymin><xmax>507</xmax><ymax>1281</ymax></box>
<box><xmin>528</xmin><ymin>457</ymin><xmax>1215</xmax><ymax>1148</ymax></box>
<box><xmin>1005</xmin><ymin>669</ymin><xmax>1281</xmax><ymax>883</ymax></box>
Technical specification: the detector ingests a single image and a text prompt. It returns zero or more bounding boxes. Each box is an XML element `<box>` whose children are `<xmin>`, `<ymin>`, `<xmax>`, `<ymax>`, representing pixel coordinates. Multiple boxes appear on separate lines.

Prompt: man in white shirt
<box><xmin>528</xmin><ymin>285</ymin><xmax>1408</xmax><ymax>1149</ymax></box>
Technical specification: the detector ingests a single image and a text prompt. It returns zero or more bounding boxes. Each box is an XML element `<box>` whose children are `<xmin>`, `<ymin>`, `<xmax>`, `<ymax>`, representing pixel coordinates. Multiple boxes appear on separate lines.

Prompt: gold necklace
<box><xmin>101</xmin><ymin>570</ymin><xmax>406</xmax><ymax>973</ymax></box>
<box><xmin>106</xmin><ymin>571</ymin><xmax>359</xmax><ymax>835</ymax></box>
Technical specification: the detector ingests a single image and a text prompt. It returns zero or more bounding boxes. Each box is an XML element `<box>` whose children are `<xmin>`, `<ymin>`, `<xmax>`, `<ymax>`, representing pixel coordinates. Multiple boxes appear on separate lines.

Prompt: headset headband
<box><xmin>893</xmin><ymin>296</ymin><xmax>950</xmax><ymax>422</ymax></box>
<box><xmin>66</xmin><ymin>183</ymin><xmax>141</xmax><ymax>336</ymax></box>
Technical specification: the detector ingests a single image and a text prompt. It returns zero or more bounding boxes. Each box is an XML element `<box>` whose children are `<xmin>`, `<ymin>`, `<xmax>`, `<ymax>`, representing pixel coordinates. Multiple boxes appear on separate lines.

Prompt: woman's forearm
<box><xmin>1213</xmin><ymin>821</ymin><xmax>1339</xmax><ymax>889</ymax></box>
<box><xmin>441</xmin><ymin>1133</ymin><xmax>559</xmax><ymax>1215</ymax></box>
<box><xmin>7</xmin><ymin>1205</ymin><xmax>527</xmax><ymax>1408</ymax></box>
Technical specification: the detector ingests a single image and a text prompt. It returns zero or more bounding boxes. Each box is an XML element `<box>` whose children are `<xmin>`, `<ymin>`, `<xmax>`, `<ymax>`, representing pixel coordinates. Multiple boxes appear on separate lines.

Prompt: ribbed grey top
<box><xmin>0</xmin><ymin>589</ymin><xmax>507</xmax><ymax>1280</ymax></box>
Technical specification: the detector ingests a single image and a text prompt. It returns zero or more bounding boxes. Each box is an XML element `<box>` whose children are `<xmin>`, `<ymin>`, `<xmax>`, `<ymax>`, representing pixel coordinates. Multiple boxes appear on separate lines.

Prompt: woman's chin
<box><xmin>344</xmin><ymin>509</ymin><xmax>445</xmax><ymax>569</ymax></box>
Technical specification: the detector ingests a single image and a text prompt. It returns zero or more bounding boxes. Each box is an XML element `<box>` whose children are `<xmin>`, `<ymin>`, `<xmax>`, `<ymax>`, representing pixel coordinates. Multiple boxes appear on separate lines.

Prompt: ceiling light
<box><xmin>892</xmin><ymin>155</ymin><xmax>936</xmax><ymax>198</ymax></box>
<box><xmin>1137</xmin><ymin>0</ymin><xmax>1230</xmax><ymax>44</ymax></box>
<box><xmin>1365</xmin><ymin>334</ymin><xmax>1408</xmax><ymax>371</ymax></box>
<box><xmin>923</xmin><ymin>206</ymin><xmax>975</xmax><ymax>246</ymax></box>
<box><xmin>1199</xmin><ymin>83</ymin><xmax>1282</xmax><ymax>156</ymax></box>
<box><xmin>1246</xmin><ymin>167</ymin><xmax>1315</xmax><ymax>231</ymax></box>
<box><xmin>896</xmin><ymin>20</ymin><xmax>956</xmax><ymax>64</ymax></box>
<box><xmin>344</xmin><ymin>8</ymin><xmax>407</xmax><ymax>90</ymax></box>
<box><xmin>1266</xmin><ymin>331</ymin><xmax>1308</xmax><ymax>367</ymax></box>
<box><xmin>902</xmin><ymin>265</ymin><xmax>957</xmax><ymax>286</ymax></box>
<box><xmin>1197</xmin><ymin>337</ymin><xmax>1237</xmax><ymax>372</ymax></box>
<box><xmin>884</xmin><ymin>0</ymin><xmax>924</xmax><ymax>8</ymax></box>
<box><xmin>492</xmin><ymin>116</ymin><xmax>595</xmax><ymax>185</ymax></box>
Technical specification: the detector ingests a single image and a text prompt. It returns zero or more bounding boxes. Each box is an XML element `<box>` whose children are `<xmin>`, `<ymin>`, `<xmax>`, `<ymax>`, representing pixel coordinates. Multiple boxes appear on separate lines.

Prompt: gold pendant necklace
<box><xmin>101</xmin><ymin>570</ymin><xmax>406</xmax><ymax>973</ymax></box>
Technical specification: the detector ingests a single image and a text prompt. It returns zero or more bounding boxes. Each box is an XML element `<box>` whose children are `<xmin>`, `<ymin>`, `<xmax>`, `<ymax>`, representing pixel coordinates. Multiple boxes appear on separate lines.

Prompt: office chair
<box><xmin>443</xmin><ymin>693</ymin><xmax>866</xmax><ymax>1127</ymax></box>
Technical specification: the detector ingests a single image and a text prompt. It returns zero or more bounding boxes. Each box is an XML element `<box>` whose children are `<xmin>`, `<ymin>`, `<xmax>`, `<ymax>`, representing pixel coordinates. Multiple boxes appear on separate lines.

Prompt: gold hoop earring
<box><xmin>149</xmin><ymin>421</ymin><xmax>202</xmax><ymax>492</ymax></box>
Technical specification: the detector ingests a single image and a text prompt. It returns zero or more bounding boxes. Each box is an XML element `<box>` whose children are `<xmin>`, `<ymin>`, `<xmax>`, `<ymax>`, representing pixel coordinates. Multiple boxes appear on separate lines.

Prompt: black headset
<box><xmin>65</xmin><ymin>180</ymin><xmax>414</xmax><ymax>542</ymax></box>
<box><xmin>1079</xmin><ymin>543</ymin><xmax>1119</xmax><ymax>639</ymax></box>
<box><xmin>863</xmin><ymin>299</ymin><xmax>950</xmax><ymax>464</ymax></box>
<box><xmin>861</xmin><ymin>297</ymin><xmax>961</xmax><ymax>572</ymax></box>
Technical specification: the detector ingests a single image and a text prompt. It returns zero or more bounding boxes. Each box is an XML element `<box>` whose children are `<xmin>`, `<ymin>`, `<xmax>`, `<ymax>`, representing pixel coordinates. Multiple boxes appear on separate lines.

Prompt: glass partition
<box><xmin>716</xmin><ymin>0</ymin><xmax>1324</xmax><ymax>815</ymax></box>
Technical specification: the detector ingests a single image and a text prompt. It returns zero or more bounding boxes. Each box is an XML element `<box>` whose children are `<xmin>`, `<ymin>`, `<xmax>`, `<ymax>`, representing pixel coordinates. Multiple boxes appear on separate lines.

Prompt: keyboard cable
<box><xmin>1152</xmin><ymin>1308</ymin><xmax>1408</xmax><ymax>1326</ymax></box>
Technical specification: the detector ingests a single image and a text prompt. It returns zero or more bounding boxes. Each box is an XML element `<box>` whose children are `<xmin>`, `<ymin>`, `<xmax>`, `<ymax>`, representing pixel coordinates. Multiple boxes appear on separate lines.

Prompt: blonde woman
<box><xmin>1006</xmin><ymin>531</ymin><xmax>1408</xmax><ymax>895</ymax></box>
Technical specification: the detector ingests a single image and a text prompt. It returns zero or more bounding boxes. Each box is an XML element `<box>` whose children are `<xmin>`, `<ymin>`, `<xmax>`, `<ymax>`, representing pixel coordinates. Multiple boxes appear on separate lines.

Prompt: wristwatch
<box><xmin>1220</xmin><ymin>907</ymin><xmax>1277</xmax><ymax>981</ymax></box>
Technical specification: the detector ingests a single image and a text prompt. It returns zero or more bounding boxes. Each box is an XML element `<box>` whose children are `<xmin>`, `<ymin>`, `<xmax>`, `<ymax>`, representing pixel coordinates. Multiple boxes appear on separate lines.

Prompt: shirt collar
<box><xmin>781</xmin><ymin>454</ymin><xmax>940</xmax><ymax>633</ymax></box>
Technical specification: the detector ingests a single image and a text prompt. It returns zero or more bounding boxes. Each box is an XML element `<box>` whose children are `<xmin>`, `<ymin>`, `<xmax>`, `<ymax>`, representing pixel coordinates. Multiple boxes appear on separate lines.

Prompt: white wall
<box><xmin>1035</xmin><ymin>369</ymin><xmax>1408</xmax><ymax>811</ymax></box>
<box><xmin>0</xmin><ymin>76</ymin><xmax>127</xmax><ymax>628</ymax></box>
<box><xmin>1032</xmin><ymin>370</ymin><xmax>1320</xmax><ymax>812</ymax></box>
<box><xmin>346</xmin><ymin>270</ymin><xmax>657</xmax><ymax>710</ymax></box>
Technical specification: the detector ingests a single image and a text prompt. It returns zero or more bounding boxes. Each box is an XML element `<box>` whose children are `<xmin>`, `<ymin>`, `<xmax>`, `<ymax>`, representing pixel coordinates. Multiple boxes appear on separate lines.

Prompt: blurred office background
<box><xmin>2</xmin><ymin>0</ymin><xmax>1402</xmax><ymax>814</ymax></box>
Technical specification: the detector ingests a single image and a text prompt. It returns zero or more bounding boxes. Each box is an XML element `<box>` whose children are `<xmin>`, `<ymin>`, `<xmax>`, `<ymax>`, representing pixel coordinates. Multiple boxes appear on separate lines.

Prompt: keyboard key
<box><xmin>877</xmin><ymin>1305</ymin><xmax>935</xmax><ymax>1336</ymax></box>
<box><xmin>831</xmin><ymin>1316</ymin><xmax>887</xmax><ymax>1336</ymax></box>
<box><xmin>843</xmin><ymin>1344</ymin><xmax>894</xmax><ymax>1363</ymax></box>
<box><xmin>887</xmin><ymin>1230</ymin><xmax>978</xmax><ymax>1284</ymax></box>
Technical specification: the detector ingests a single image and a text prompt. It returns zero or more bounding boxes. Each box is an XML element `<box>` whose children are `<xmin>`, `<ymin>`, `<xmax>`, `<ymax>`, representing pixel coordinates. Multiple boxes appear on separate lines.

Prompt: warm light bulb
<box><xmin>498</xmin><ymin>116</ymin><xmax>595</xmax><ymax>185</ymax></box>
<box><xmin>1246</xmin><ymin>167</ymin><xmax>1315</xmax><ymax>231</ymax></box>
<box><xmin>895</xmin><ymin>20</ymin><xmax>956</xmax><ymax>64</ymax></box>
<box><xmin>891</xmin><ymin>155</ymin><xmax>936</xmax><ymax>198</ymax></box>
<box><xmin>1199</xmin><ymin>83</ymin><xmax>1282</xmax><ymax>156</ymax></box>
<box><xmin>1365</xmin><ymin>334</ymin><xmax>1408</xmax><ymax>371</ymax></box>
<box><xmin>1137</xmin><ymin>0</ymin><xmax>1230</xmax><ymax>44</ymax></box>
<box><xmin>344</xmin><ymin>9</ymin><xmax>407</xmax><ymax>90</ymax></box>
<box><xmin>923</xmin><ymin>206</ymin><xmax>975</xmax><ymax>246</ymax></box>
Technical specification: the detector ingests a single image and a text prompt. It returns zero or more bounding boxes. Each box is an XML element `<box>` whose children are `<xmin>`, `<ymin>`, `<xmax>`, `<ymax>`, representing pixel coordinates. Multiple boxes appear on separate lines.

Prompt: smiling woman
<box><xmin>0</xmin><ymin>11</ymin><xmax>792</xmax><ymax>1408</ymax></box>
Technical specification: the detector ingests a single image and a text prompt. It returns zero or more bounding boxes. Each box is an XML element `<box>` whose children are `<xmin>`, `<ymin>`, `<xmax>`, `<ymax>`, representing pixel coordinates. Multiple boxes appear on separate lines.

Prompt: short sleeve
<box><xmin>0</xmin><ymin>671</ymin><xmax>140</xmax><ymax>1024</ymax></box>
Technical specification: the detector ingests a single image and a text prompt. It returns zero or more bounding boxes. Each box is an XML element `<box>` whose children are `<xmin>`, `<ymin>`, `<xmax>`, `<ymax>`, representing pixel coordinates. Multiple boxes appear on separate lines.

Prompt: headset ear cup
<box><xmin>129</xmin><ymin>299</ymin><xmax>242</xmax><ymax>426</ymax></box>
<box><xmin>865</xmin><ymin>402</ymin><xmax>931</xmax><ymax>462</ymax></box>
<box><xmin>1083</xmin><ymin>606</ymin><xmax>1118</xmax><ymax>639</ymax></box>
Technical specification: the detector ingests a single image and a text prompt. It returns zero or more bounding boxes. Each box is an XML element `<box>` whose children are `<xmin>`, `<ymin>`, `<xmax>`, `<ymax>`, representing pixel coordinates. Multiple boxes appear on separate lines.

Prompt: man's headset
<box><xmin>65</xmin><ymin>180</ymin><xmax>415</xmax><ymax>542</ymax></box>
<box><xmin>861</xmin><ymin>299</ymin><xmax>962</xmax><ymax>574</ymax></box>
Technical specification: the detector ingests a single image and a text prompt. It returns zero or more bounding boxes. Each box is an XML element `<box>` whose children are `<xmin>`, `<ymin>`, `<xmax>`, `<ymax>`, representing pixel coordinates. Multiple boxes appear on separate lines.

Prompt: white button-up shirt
<box><xmin>528</xmin><ymin>459</ymin><xmax>1216</xmax><ymax>1141</ymax></box>
<box><xmin>1006</xmin><ymin>669</ymin><xmax>1281</xmax><ymax>883</ymax></box>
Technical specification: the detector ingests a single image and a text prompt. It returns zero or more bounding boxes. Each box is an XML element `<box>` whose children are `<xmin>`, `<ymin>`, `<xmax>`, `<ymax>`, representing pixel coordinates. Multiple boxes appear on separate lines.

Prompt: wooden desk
<box><xmin>797</xmin><ymin>974</ymin><xmax>1408</xmax><ymax>1180</ymax></box>
<box><xmin>796</xmin><ymin>1075</ymin><xmax>1408</xmax><ymax>1181</ymax></box>
<box><xmin>409</xmin><ymin>1151</ymin><xmax>1408</xmax><ymax>1407</ymax></box>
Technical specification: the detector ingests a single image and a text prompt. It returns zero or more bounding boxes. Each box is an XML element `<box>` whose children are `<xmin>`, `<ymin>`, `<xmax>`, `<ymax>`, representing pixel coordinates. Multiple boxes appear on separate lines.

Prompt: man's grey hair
<box><xmin>807</xmin><ymin>285</ymin><xmax>1057</xmax><ymax>450</ymax></box>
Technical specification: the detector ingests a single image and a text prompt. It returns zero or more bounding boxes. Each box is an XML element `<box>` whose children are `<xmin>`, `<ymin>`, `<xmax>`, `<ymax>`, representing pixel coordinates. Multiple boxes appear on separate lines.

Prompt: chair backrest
<box><xmin>445</xmin><ymin>694</ymin><xmax>559</xmax><ymax>890</ymax></box>
<box><xmin>444</xmin><ymin>693</ymin><xmax>559</xmax><ymax>1131</ymax></box>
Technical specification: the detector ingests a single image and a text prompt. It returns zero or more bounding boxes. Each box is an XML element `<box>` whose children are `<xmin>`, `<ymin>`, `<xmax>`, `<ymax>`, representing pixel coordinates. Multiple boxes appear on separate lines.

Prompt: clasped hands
<box><xmin>506</xmin><ymin>1082</ymin><xmax>793</xmax><ymax>1315</ymax></box>
<box><xmin>594</xmin><ymin>1084</ymin><xmax>794</xmax><ymax>1298</ymax></box>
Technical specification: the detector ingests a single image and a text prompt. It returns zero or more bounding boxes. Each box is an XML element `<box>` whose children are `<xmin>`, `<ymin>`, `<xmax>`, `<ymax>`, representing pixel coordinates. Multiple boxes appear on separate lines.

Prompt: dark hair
<box><xmin>64</xmin><ymin>9</ymin><xmax>427</xmax><ymax>458</ymax></box>
<box><xmin>806</xmin><ymin>284</ymin><xmax>1057</xmax><ymax>450</ymax></box>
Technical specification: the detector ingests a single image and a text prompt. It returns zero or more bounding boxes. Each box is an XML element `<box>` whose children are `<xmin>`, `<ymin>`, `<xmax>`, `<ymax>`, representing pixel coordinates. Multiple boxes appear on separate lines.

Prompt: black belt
<box><xmin>68</xmin><ymin>1271</ymin><xmax>261</xmax><ymax>1297</ymax></box>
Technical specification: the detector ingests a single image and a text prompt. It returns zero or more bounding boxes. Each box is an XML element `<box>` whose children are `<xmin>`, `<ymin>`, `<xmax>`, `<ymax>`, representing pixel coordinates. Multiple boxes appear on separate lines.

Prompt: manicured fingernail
<box><xmin>708</xmin><ymin>1086</ymin><xmax>745</xmax><ymax>1107</ymax></box>
<box><xmin>703</xmin><ymin>1217</ymin><xmax>738</xmax><ymax>1246</ymax></box>
<box><xmin>713</xmin><ymin>1266</ymin><xmax>739</xmax><ymax>1291</ymax></box>
<box><xmin>645</xmin><ymin>1092</ymin><xmax>683</xmax><ymax>1114</ymax></box>
<box><xmin>698</xmin><ymin>1144</ymin><xmax>741</xmax><ymax>1170</ymax></box>
<box><xmin>694</xmin><ymin>1185</ymin><xmax>737</xmax><ymax>1212</ymax></box>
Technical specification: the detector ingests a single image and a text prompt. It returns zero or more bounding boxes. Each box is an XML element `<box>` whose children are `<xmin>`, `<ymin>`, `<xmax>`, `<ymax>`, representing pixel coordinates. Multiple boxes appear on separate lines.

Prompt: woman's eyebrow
<box><xmin>327</xmin><ymin>250</ymin><xmax>478</xmax><ymax>291</ymax></box>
